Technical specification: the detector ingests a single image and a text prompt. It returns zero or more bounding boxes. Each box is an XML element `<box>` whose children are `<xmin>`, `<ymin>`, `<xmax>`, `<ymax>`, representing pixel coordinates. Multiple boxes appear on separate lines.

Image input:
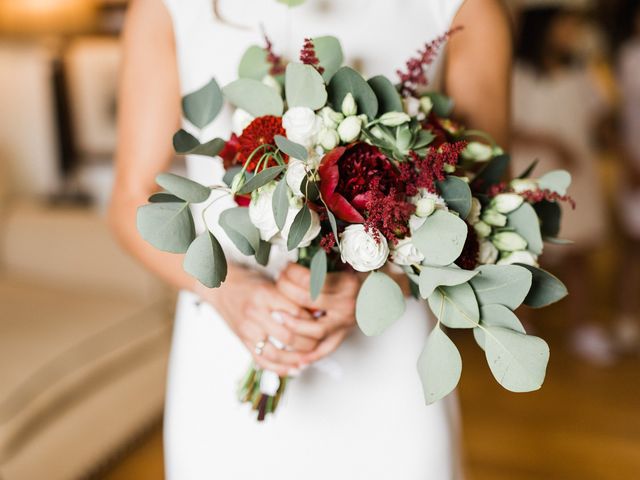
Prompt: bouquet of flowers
<box><xmin>137</xmin><ymin>32</ymin><xmax>573</xmax><ymax>420</ymax></box>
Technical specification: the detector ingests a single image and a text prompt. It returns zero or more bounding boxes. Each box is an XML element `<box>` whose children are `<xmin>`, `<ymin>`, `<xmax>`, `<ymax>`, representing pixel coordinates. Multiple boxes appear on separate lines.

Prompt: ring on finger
<box><xmin>254</xmin><ymin>338</ymin><xmax>267</xmax><ymax>356</ymax></box>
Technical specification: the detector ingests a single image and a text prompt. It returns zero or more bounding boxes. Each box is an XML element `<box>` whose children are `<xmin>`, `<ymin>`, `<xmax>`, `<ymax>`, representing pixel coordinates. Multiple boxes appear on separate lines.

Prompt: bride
<box><xmin>109</xmin><ymin>0</ymin><xmax>511</xmax><ymax>478</ymax></box>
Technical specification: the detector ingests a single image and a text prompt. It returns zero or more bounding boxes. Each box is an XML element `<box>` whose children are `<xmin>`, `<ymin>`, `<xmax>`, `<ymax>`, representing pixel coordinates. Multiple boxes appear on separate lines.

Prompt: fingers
<box><xmin>283</xmin><ymin>316</ymin><xmax>329</xmax><ymax>340</ymax></box>
<box><xmin>256</xmin><ymin>284</ymin><xmax>313</xmax><ymax>320</ymax></box>
<box><xmin>276</xmin><ymin>273</ymin><xmax>315</xmax><ymax>309</ymax></box>
<box><xmin>300</xmin><ymin>329</ymin><xmax>349</xmax><ymax>365</ymax></box>
<box><xmin>239</xmin><ymin>319</ymin><xmax>305</xmax><ymax>374</ymax></box>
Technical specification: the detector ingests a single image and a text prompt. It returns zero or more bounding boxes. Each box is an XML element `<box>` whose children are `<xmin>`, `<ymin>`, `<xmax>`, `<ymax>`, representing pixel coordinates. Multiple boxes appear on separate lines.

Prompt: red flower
<box><xmin>455</xmin><ymin>222</ymin><xmax>480</xmax><ymax>270</ymax></box>
<box><xmin>219</xmin><ymin>133</ymin><xmax>240</xmax><ymax>169</ymax></box>
<box><xmin>237</xmin><ymin>116</ymin><xmax>287</xmax><ymax>172</ymax></box>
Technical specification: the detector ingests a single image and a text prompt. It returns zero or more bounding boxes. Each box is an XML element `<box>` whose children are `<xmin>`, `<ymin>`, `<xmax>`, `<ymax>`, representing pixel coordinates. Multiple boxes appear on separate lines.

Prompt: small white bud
<box><xmin>230</xmin><ymin>172</ymin><xmax>245</xmax><ymax>195</ymax></box>
<box><xmin>419</xmin><ymin>96</ymin><xmax>433</xmax><ymax>115</ymax></box>
<box><xmin>443</xmin><ymin>164</ymin><xmax>456</xmax><ymax>174</ymax></box>
<box><xmin>403</xmin><ymin>96</ymin><xmax>421</xmax><ymax>117</ymax></box>
<box><xmin>319</xmin><ymin>106</ymin><xmax>344</xmax><ymax>129</ymax></box>
<box><xmin>478</xmin><ymin>240</ymin><xmax>499</xmax><ymax>265</ymax></box>
<box><xmin>474</xmin><ymin>220</ymin><xmax>492</xmax><ymax>239</ymax></box>
<box><xmin>511</xmin><ymin>178</ymin><xmax>538</xmax><ymax>194</ymax></box>
<box><xmin>482</xmin><ymin>209</ymin><xmax>508</xmax><ymax>227</ymax></box>
<box><xmin>497</xmin><ymin>250</ymin><xmax>539</xmax><ymax>267</ymax></box>
<box><xmin>415</xmin><ymin>198</ymin><xmax>436</xmax><ymax>218</ymax></box>
<box><xmin>261</xmin><ymin>74</ymin><xmax>281</xmax><ymax>95</ymax></box>
<box><xmin>492</xmin><ymin>193</ymin><xmax>524</xmax><ymax>214</ymax></box>
<box><xmin>318</xmin><ymin>128</ymin><xmax>340</xmax><ymax>151</ymax></box>
<box><xmin>462</xmin><ymin>142</ymin><xmax>493</xmax><ymax>162</ymax></box>
<box><xmin>379</xmin><ymin>111</ymin><xmax>411</xmax><ymax>127</ymax></box>
<box><xmin>492</xmin><ymin>232</ymin><xmax>528</xmax><ymax>252</ymax></box>
<box><xmin>341</xmin><ymin>93</ymin><xmax>357</xmax><ymax>116</ymax></box>
<box><xmin>337</xmin><ymin>116</ymin><xmax>362</xmax><ymax>143</ymax></box>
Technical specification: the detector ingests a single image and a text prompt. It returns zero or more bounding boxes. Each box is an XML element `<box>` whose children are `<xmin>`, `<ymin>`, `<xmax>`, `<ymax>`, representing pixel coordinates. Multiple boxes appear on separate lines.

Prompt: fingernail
<box><xmin>271</xmin><ymin>311</ymin><xmax>285</xmax><ymax>324</ymax></box>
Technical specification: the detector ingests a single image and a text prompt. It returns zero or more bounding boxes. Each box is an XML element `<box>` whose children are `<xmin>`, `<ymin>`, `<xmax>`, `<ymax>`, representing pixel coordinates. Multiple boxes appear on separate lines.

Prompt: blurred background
<box><xmin>0</xmin><ymin>0</ymin><xmax>638</xmax><ymax>478</ymax></box>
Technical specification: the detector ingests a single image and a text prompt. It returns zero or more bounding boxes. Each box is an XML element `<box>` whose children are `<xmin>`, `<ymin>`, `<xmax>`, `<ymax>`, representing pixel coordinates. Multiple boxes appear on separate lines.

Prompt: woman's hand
<box><xmin>275</xmin><ymin>264</ymin><xmax>364</xmax><ymax>364</ymax></box>
<box><xmin>198</xmin><ymin>268</ymin><xmax>321</xmax><ymax>376</ymax></box>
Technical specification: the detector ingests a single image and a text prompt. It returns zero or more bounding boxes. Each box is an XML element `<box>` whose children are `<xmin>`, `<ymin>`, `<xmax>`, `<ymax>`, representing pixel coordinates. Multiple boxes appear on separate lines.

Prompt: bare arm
<box><xmin>446</xmin><ymin>0</ymin><xmax>513</xmax><ymax>148</ymax></box>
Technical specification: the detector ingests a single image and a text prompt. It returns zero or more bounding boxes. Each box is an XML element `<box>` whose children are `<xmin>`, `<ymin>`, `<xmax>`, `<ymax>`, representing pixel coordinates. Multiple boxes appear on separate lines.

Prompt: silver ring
<box><xmin>254</xmin><ymin>339</ymin><xmax>267</xmax><ymax>356</ymax></box>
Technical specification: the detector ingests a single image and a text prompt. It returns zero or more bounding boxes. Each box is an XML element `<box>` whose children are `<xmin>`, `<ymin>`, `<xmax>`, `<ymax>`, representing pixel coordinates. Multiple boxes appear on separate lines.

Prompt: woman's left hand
<box><xmin>275</xmin><ymin>263</ymin><xmax>364</xmax><ymax>364</ymax></box>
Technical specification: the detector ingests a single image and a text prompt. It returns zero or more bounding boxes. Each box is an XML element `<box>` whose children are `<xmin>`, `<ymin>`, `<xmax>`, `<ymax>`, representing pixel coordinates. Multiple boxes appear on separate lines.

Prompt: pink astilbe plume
<box><xmin>299</xmin><ymin>38</ymin><xmax>325</xmax><ymax>74</ymax></box>
<box><xmin>263</xmin><ymin>31</ymin><xmax>285</xmax><ymax>75</ymax></box>
<box><xmin>397</xmin><ymin>27</ymin><xmax>463</xmax><ymax>97</ymax></box>
<box><xmin>364</xmin><ymin>178</ymin><xmax>416</xmax><ymax>244</ymax></box>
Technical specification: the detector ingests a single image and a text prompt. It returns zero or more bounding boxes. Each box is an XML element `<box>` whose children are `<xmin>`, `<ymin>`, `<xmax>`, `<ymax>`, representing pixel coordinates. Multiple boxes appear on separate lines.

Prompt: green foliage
<box><xmin>155</xmin><ymin>173</ymin><xmax>211</xmax><ymax>204</ymax></box>
<box><xmin>238</xmin><ymin>45</ymin><xmax>271</xmax><ymax>80</ymax></box>
<box><xmin>285</xmin><ymin>63</ymin><xmax>328</xmax><ymax>110</ymax></box>
<box><xmin>223</xmin><ymin>79</ymin><xmax>284</xmax><ymax>117</ymax></box>
<box><xmin>517</xmin><ymin>159</ymin><xmax>539</xmax><ymax>179</ymax></box>
<box><xmin>183</xmin><ymin>232</ymin><xmax>227</xmax><ymax>288</ymax></box>
<box><xmin>238</xmin><ymin>166</ymin><xmax>286</xmax><ymax>195</ymax></box>
<box><xmin>469</xmin><ymin>265</ymin><xmax>533</xmax><ymax>310</ymax></box>
<box><xmin>272</xmin><ymin>180</ymin><xmax>289</xmax><ymax>231</ymax></box>
<box><xmin>148</xmin><ymin>192</ymin><xmax>182</xmax><ymax>203</ymax></box>
<box><xmin>255</xmin><ymin>240</ymin><xmax>272</xmax><ymax>267</ymax></box>
<box><xmin>182</xmin><ymin>78</ymin><xmax>223</xmax><ymax>129</ymax></box>
<box><xmin>473</xmin><ymin>304</ymin><xmax>526</xmax><ymax>350</ymax></box>
<box><xmin>287</xmin><ymin>205</ymin><xmax>311</xmax><ymax>250</ymax></box>
<box><xmin>312</xmin><ymin>36</ymin><xmax>344</xmax><ymax>82</ymax></box>
<box><xmin>219</xmin><ymin>207</ymin><xmax>260</xmax><ymax>255</ymax></box>
<box><xmin>274</xmin><ymin>134</ymin><xmax>308</xmax><ymax>160</ymax></box>
<box><xmin>517</xmin><ymin>264</ymin><xmax>568</xmax><ymax>308</ymax></box>
<box><xmin>428</xmin><ymin>283</ymin><xmax>479</xmax><ymax>329</ymax></box>
<box><xmin>356</xmin><ymin>272</ymin><xmax>406</xmax><ymax>336</ymax></box>
<box><xmin>470</xmin><ymin>154</ymin><xmax>511</xmax><ymax>193</ymax></box>
<box><xmin>327</xmin><ymin>67</ymin><xmax>379</xmax><ymax>119</ymax></box>
<box><xmin>417</xmin><ymin>326</ymin><xmax>462</xmax><ymax>405</ymax></box>
<box><xmin>367</xmin><ymin>75</ymin><xmax>403</xmax><ymax>114</ymax></box>
<box><xmin>507</xmin><ymin>203</ymin><xmax>543</xmax><ymax>255</ymax></box>
<box><xmin>412</xmin><ymin>210</ymin><xmax>468</xmax><ymax>266</ymax></box>
<box><xmin>437</xmin><ymin>176</ymin><xmax>472</xmax><ymax>218</ymax></box>
<box><xmin>309</xmin><ymin>249</ymin><xmax>328</xmax><ymax>300</ymax></box>
<box><xmin>136</xmin><ymin>202</ymin><xmax>195</xmax><ymax>254</ymax></box>
<box><xmin>418</xmin><ymin>265</ymin><xmax>478</xmax><ymax>299</ymax></box>
<box><xmin>173</xmin><ymin>130</ymin><xmax>226</xmax><ymax>157</ymax></box>
<box><xmin>534</xmin><ymin>200</ymin><xmax>562</xmax><ymax>238</ymax></box>
<box><xmin>422</xmin><ymin>92</ymin><xmax>454</xmax><ymax>117</ymax></box>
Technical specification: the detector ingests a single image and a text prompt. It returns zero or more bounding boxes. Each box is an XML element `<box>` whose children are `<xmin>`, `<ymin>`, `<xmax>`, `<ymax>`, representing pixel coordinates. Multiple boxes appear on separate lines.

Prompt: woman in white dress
<box><xmin>109</xmin><ymin>0</ymin><xmax>511</xmax><ymax>478</ymax></box>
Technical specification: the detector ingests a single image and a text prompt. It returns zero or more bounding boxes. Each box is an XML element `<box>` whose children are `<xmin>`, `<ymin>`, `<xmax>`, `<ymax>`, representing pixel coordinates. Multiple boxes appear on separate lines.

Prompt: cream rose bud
<box><xmin>415</xmin><ymin>197</ymin><xmax>436</xmax><ymax>218</ymax></box>
<box><xmin>249</xmin><ymin>183</ymin><xmax>279</xmax><ymax>241</ymax></box>
<box><xmin>379</xmin><ymin>111</ymin><xmax>411</xmax><ymax>127</ymax></box>
<box><xmin>492</xmin><ymin>193</ymin><xmax>524</xmax><ymax>214</ymax></box>
<box><xmin>337</xmin><ymin>116</ymin><xmax>362</xmax><ymax>143</ymax></box>
<box><xmin>419</xmin><ymin>96</ymin><xmax>434</xmax><ymax>115</ymax></box>
<box><xmin>320</xmin><ymin>106</ymin><xmax>344</xmax><ymax>129</ymax></box>
<box><xmin>340</xmin><ymin>225</ymin><xmax>389</xmax><ymax>272</ymax></box>
<box><xmin>281</xmin><ymin>205</ymin><xmax>322</xmax><ymax>248</ymax></box>
<box><xmin>391</xmin><ymin>237</ymin><xmax>424</xmax><ymax>266</ymax></box>
<box><xmin>318</xmin><ymin>127</ymin><xmax>340</xmax><ymax>151</ymax></box>
<box><xmin>466</xmin><ymin>197</ymin><xmax>482</xmax><ymax>225</ymax></box>
<box><xmin>478</xmin><ymin>240</ymin><xmax>499</xmax><ymax>265</ymax></box>
<box><xmin>510</xmin><ymin>178</ymin><xmax>538</xmax><ymax>194</ymax></box>
<box><xmin>341</xmin><ymin>92</ymin><xmax>357</xmax><ymax>116</ymax></box>
<box><xmin>261</xmin><ymin>74</ymin><xmax>282</xmax><ymax>95</ymax></box>
<box><xmin>497</xmin><ymin>250</ymin><xmax>539</xmax><ymax>267</ymax></box>
<box><xmin>231</xmin><ymin>108</ymin><xmax>254</xmax><ymax>135</ymax></box>
<box><xmin>285</xmin><ymin>160</ymin><xmax>307</xmax><ymax>197</ymax></box>
<box><xmin>482</xmin><ymin>209</ymin><xmax>507</xmax><ymax>227</ymax></box>
<box><xmin>282</xmin><ymin>107</ymin><xmax>322</xmax><ymax>149</ymax></box>
<box><xmin>462</xmin><ymin>142</ymin><xmax>494</xmax><ymax>162</ymax></box>
<box><xmin>403</xmin><ymin>96</ymin><xmax>421</xmax><ymax>117</ymax></box>
<box><xmin>492</xmin><ymin>232</ymin><xmax>528</xmax><ymax>252</ymax></box>
<box><xmin>474</xmin><ymin>220</ymin><xmax>492</xmax><ymax>239</ymax></box>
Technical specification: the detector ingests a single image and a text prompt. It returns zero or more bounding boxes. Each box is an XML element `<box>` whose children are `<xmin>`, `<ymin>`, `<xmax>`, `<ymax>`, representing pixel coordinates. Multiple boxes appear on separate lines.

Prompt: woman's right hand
<box><xmin>197</xmin><ymin>268</ymin><xmax>320</xmax><ymax>376</ymax></box>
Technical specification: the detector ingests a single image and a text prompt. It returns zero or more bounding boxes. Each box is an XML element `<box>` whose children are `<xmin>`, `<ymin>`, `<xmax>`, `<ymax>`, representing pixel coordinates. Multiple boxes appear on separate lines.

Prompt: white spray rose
<box><xmin>391</xmin><ymin>237</ymin><xmax>424</xmax><ymax>266</ymax></box>
<box><xmin>474</xmin><ymin>220</ymin><xmax>492</xmax><ymax>239</ymax></box>
<box><xmin>497</xmin><ymin>250</ymin><xmax>539</xmax><ymax>267</ymax></box>
<box><xmin>286</xmin><ymin>160</ymin><xmax>308</xmax><ymax>197</ymax></box>
<box><xmin>282</xmin><ymin>107</ymin><xmax>322</xmax><ymax>149</ymax></box>
<box><xmin>340</xmin><ymin>224</ymin><xmax>389</xmax><ymax>272</ymax></box>
<box><xmin>462</xmin><ymin>142</ymin><xmax>494</xmax><ymax>162</ymax></box>
<box><xmin>337</xmin><ymin>116</ymin><xmax>362</xmax><ymax>143</ymax></box>
<box><xmin>281</xmin><ymin>205</ymin><xmax>322</xmax><ymax>248</ymax></box>
<box><xmin>492</xmin><ymin>232</ymin><xmax>528</xmax><ymax>252</ymax></box>
<box><xmin>318</xmin><ymin>127</ymin><xmax>340</xmax><ymax>151</ymax></box>
<box><xmin>478</xmin><ymin>240</ymin><xmax>499</xmax><ymax>265</ymax></box>
<box><xmin>231</xmin><ymin>108</ymin><xmax>254</xmax><ymax>135</ymax></box>
<box><xmin>492</xmin><ymin>193</ymin><xmax>524</xmax><ymax>214</ymax></box>
<box><xmin>341</xmin><ymin>92</ymin><xmax>357</xmax><ymax>116</ymax></box>
<box><xmin>466</xmin><ymin>197</ymin><xmax>482</xmax><ymax>225</ymax></box>
<box><xmin>249</xmin><ymin>183</ymin><xmax>279</xmax><ymax>241</ymax></box>
<box><xmin>511</xmin><ymin>178</ymin><xmax>539</xmax><ymax>194</ymax></box>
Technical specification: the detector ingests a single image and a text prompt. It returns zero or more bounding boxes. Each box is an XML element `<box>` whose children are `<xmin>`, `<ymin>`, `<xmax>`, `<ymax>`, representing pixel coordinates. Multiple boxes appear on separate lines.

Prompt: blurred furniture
<box><xmin>0</xmin><ymin>197</ymin><xmax>173</xmax><ymax>479</ymax></box>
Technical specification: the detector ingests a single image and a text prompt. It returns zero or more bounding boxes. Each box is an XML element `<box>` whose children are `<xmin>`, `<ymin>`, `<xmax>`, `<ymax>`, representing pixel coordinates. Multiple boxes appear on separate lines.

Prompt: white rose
<box><xmin>391</xmin><ymin>237</ymin><xmax>424</xmax><ymax>266</ymax></box>
<box><xmin>478</xmin><ymin>240</ymin><xmax>499</xmax><ymax>265</ymax></box>
<box><xmin>497</xmin><ymin>250</ymin><xmax>539</xmax><ymax>267</ymax></box>
<box><xmin>462</xmin><ymin>142</ymin><xmax>493</xmax><ymax>162</ymax></box>
<box><xmin>466</xmin><ymin>197</ymin><xmax>482</xmax><ymax>225</ymax></box>
<box><xmin>249</xmin><ymin>183</ymin><xmax>279</xmax><ymax>241</ymax></box>
<box><xmin>281</xmin><ymin>206</ymin><xmax>322</xmax><ymax>248</ymax></box>
<box><xmin>232</xmin><ymin>108</ymin><xmax>254</xmax><ymax>135</ymax></box>
<box><xmin>492</xmin><ymin>193</ymin><xmax>524</xmax><ymax>214</ymax></box>
<box><xmin>511</xmin><ymin>178</ymin><xmax>539</xmax><ymax>194</ymax></box>
<box><xmin>337</xmin><ymin>116</ymin><xmax>362</xmax><ymax>143</ymax></box>
<box><xmin>282</xmin><ymin>107</ymin><xmax>322</xmax><ymax>149</ymax></box>
<box><xmin>403</xmin><ymin>96</ymin><xmax>421</xmax><ymax>117</ymax></box>
<box><xmin>285</xmin><ymin>160</ymin><xmax>307</xmax><ymax>197</ymax></box>
<box><xmin>340</xmin><ymin>224</ymin><xmax>389</xmax><ymax>272</ymax></box>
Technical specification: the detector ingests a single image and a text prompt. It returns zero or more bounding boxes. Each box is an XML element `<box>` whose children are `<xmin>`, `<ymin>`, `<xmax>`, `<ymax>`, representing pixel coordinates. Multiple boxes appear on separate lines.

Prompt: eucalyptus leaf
<box><xmin>287</xmin><ymin>205</ymin><xmax>311</xmax><ymax>250</ymax></box>
<box><xmin>310</xmin><ymin>249</ymin><xmax>328</xmax><ymax>300</ymax></box>
<box><xmin>148</xmin><ymin>192</ymin><xmax>183</xmax><ymax>203</ymax></box>
<box><xmin>417</xmin><ymin>326</ymin><xmax>462</xmax><ymax>404</ymax></box>
<box><xmin>534</xmin><ymin>200</ymin><xmax>562</xmax><ymax>238</ymax></box>
<box><xmin>223</xmin><ymin>166</ymin><xmax>243</xmax><ymax>188</ymax></box>
<box><xmin>428</xmin><ymin>283</ymin><xmax>479</xmax><ymax>329</ymax></box>
<box><xmin>470</xmin><ymin>154</ymin><xmax>511</xmax><ymax>193</ymax></box>
<box><xmin>418</xmin><ymin>265</ymin><xmax>479</xmax><ymax>299</ymax></box>
<box><xmin>507</xmin><ymin>203</ymin><xmax>544</xmax><ymax>255</ymax></box>
<box><xmin>238</xmin><ymin>166</ymin><xmax>286</xmax><ymax>195</ymax></box>
<box><xmin>137</xmin><ymin>202</ymin><xmax>195</xmax><ymax>254</ymax></box>
<box><xmin>538</xmin><ymin>170</ymin><xmax>571</xmax><ymax>195</ymax></box>
<box><xmin>313</xmin><ymin>36</ymin><xmax>344</xmax><ymax>82</ymax></box>
<box><xmin>274</xmin><ymin>135</ymin><xmax>308</xmax><ymax>160</ymax></box>
<box><xmin>183</xmin><ymin>232</ymin><xmax>227</xmax><ymax>288</ymax></box>
<box><xmin>219</xmin><ymin>207</ymin><xmax>260</xmax><ymax>255</ymax></box>
<box><xmin>272</xmin><ymin>179</ymin><xmax>290</xmax><ymax>231</ymax></box>
<box><xmin>356</xmin><ymin>271</ymin><xmax>406</xmax><ymax>336</ymax></box>
<box><xmin>285</xmin><ymin>63</ymin><xmax>327</xmax><ymax>110</ymax></box>
<box><xmin>412</xmin><ymin>210</ymin><xmax>468</xmax><ymax>267</ymax></box>
<box><xmin>474</xmin><ymin>304</ymin><xmax>526</xmax><ymax>349</ymax></box>
<box><xmin>173</xmin><ymin>129</ymin><xmax>226</xmax><ymax>157</ymax></box>
<box><xmin>327</xmin><ymin>66</ymin><xmax>378</xmax><ymax>120</ymax></box>
<box><xmin>255</xmin><ymin>240</ymin><xmax>272</xmax><ymax>267</ymax></box>
<box><xmin>469</xmin><ymin>265</ymin><xmax>533</xmax><ymax>310</ymax></box>
<box><xmin>437</xmin><ymin>176</ymin><xmax>472</xmax><ymax>218</ymax></box>
<box><xmin>483</xmin><ymin>327</ymin><xmax>549</xmax><ymax>392</ymax></box>
<box><xmin>517</xmin><ymin>264</ymin><xmax>568</xmax><ymax>308</ymax></box>
<box><xmin>367</xmin><ymin>75</ymin><xmax>403</xmax><ymax>114</ymax></box>
<box><xmin>238</xmin><ymin>45</ymin><xmax>270</xmax><ymax>80</ymax></box>
<box><xmin>326</xmin><ymin>209</ymin><xmax>340</xmax><ymax>248</ymax></box>
<box><xmin>223</xmin><ymin>79</ymin><xmax>284</xmax><ymax>117</ymax></box>
<box><xmin>182</xmin><ymin>78</ymin><xmax>223</xmax><ymax>129</ymax></box>
<box><xmin>156</xmin><ymin>173</ymin><xmax>211</xmax><ymax>203</ymax></box>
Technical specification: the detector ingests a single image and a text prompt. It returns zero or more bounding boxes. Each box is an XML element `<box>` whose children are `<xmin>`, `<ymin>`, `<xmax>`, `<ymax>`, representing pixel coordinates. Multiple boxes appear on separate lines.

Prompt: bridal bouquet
<box><xmin>137</xmin><ymin>32</ymin><xmax>573</xmax><ymax>420</ymax></box>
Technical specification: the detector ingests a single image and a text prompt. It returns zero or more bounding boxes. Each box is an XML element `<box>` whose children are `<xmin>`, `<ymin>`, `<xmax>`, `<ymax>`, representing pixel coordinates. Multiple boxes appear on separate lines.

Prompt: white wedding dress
<box><xmin>162</xmin><ymin>1</ymin><xmax>466</xmax><ymax>478</ymax></box>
